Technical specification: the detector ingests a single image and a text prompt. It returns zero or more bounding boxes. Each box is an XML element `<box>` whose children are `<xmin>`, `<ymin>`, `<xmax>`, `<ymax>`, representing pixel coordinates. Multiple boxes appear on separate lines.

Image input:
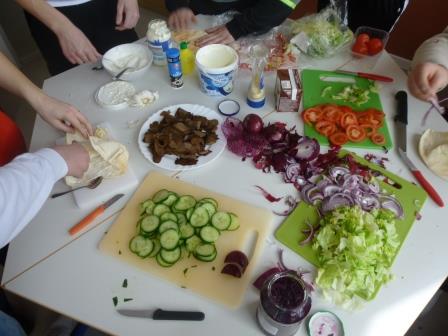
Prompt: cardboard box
<box><xmin>275</xmin><ymin>69</ymin><xmax>302</xmax><ymax>112</ymax></box>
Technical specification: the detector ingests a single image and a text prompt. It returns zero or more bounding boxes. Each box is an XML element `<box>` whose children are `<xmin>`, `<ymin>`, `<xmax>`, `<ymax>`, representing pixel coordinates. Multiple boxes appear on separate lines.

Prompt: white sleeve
<box><xmin>0</xmin><ymin>148</ymin><xmax>68</xmax><ymax>248</ymax></box>
<box><xmin>412</xmin><ymin>26</ymin><xmax>448</xmax><ymax>70</ymax></box>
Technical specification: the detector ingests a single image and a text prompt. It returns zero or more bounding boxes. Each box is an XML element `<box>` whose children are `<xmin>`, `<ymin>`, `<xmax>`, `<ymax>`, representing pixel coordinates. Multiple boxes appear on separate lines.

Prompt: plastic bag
<box><xmin>289</xmin><ymin>4</ymin><xmax>353</xmax><ymax>59</ymax></box>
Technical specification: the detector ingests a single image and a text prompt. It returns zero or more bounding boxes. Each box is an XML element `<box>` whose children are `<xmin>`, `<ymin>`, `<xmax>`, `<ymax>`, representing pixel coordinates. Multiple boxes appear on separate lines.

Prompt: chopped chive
<box><xmin>181</xmin><ymin>285</ymin><xmax>186</xmax><ymax>289</ymax></box>
<box><xmin>212</xmin><ymin>266</ymin><xmax>216</xmax><ymax>271</ymax></box>
<box><xmin>112</xmin><ymin>296</ymin><xmax>118</xmax><ymax>307</ymax></box>
<box><xmin>122</xmin><ymin>279</ymin><xmax>128</xmax><ymax>288</ymax></box>
<box><xmin>118</xmin><ymin>250</ymin><xmax>122</xmax><ymax>255</ymax></box>
<box><xmin>191</xmin><ymin>265</ymin><xmax>198</xmax><ymax>268</ymax></box>
<box><xmin>124</xmin><ymin>298</ymin><xmax>133</xmax><ymax>302</ymax></box>
<box><xmin>183</xmin><ymin>268</ymin><xmax>188</xmax><ymax>276</ymax></box>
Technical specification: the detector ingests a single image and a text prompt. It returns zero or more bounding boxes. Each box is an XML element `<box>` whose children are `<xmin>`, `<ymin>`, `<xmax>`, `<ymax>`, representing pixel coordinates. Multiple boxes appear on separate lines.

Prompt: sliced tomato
<box><xmin>329</xmin><ymin>132</ymin><xmax>349</xmax><ymax>146</ymax></box>
<box><xmin>359</xmin><ymin>123</ymin><xmax>377</xmax><ymax>137</ymax></box>
<box><xmin>346</xmin><ymin>124</ymin><xmax>366</xmax><ymax>142</ymax></box>
<box><xmin>371</xmin><ymin>132</ymin><xmax>386</xmax><ymax>145</ymax></box>
<box><xmin>340</xmin><ymin>112</ymin><xmax>358</xmax><ymax>129</ymax></box>
<box><xmin>366</xmin><ymin>108</ymin><xmax>385</xmax><ymax>118</ymax></box>
<box><xmin>339</xmin><ymin>105</ymin><xmax>353</xmax><ymax>114</ymax></box>
<box><xmin>302</xmin><ymin>107</ymin><xmax>323</xmax><ymax>125</ymax></box>
<box><xmin>315</xmin><ymin>120</ymin><xmax>337</xmax><ymax>137</ymax></box>
<box><xmin>322</xmin><ymin>105</ymin><xmax>342</xmax><ymax>124</ymax></box>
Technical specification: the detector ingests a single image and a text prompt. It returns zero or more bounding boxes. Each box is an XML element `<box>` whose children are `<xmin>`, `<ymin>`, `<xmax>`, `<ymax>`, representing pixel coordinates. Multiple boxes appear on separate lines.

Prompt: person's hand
<box><xmin>195</xmin><ymin>25</ymin><xmax>235</xmax><ymax>47</ymax></box>
<box><xmin>55</xmin><ymin>21</ymin><xmax>101</xmax><ymax>65</ymax></box>
<box><xmin>32</xmin><ymin>92</ymin><xmax>94</xmax><ymax>137</ymax></box>
<box><xmin>408</xmin><ymin>62</ymin><xmax>448</xmax><ymax>101</ymax></box>
<box><xmin>167</xmin><ymin>8</ymin><xmax>197</xmax><ymax>30</ymax></box>
<box><xmin>52</xmin><ymin>143</ymin><xmax>90</xmax><ymax>178</ymax></box>
<box><xmin>116</xmin><ymin>0</ymin><xmax>140</xmax><ymax>31</ymax></box>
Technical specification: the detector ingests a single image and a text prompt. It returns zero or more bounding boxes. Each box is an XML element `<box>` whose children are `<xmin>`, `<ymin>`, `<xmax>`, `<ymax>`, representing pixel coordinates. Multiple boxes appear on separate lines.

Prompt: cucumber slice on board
<box><xmin>153</xmin><ymin>204</ymin><xmax>171</xmax><ymax>216</ymax></box>
<box><xmin>227</xmin><ymin>213</ymin><xmax>240</xmax><ymax>231</ymax></box>
<box><xmin>160</xmin><ymin>247</ymin><xmax>181</xmax><ymax>264</ymax></box>
<box><xmin>140</xmin><ymin>215</ymin><xmax>160</xmax><ymax>234</ymax></box>
<box><xmin>160</xmin><ymin>212</ymin><xmax>178</xmax><ymax>223</ymax></box>
<box><xmin>186</xmin><ymin>235</ymin><xmax>202</xmax><ymax>253</ymax></box>
<box><xmin>180</xmin><ymin>223</ymin><xmax>195</xmax><ymax>239</ymax></box>
<box><xmin>174</xmin><ymin>195</ymin><xmax>197</xmax><ymax>211</ymax></box>
<box><xmin>190</xmin><ymin>207</ymin><xmax>210</xmax><ymax>227</ymax></box>
<box><xmin>152</xmin><ymin>189</ymin><xmax>171</xmax><ymax>203</ymax></box>
<box><xmin>199</xmin><ymin>203</ymin><xmax>217</xmax><ymax>217</ymax></box>
<box><xmin>194</xmin><ymin>243</ymin><xmax>216</xmax><ymax>257</ymax></box>
<box><xmin>211</xmin><ymin>212</ymin><xmax>231</xmax><ymax>231</ymax></box>
<box><xmin>129</xmin><ymin>235</ymin><xmax>146</xmax><ymax>253</ymax></box>
<box><xmin>156</xmin><ymin>253</ymin><xmax>174</xmax><ymax>267</ymax></box>
<box><xmin>200</xmin><ymin>226</ymin><xmax>220</xmax><ymax>243</ymax></box>
<box><xmin>162</xmin><ymin>194</ymin><xmax>178</xmax><ymax>206</ymax></box>
<box><xmin>158</xmin><ymin>220</ymin><xmax>179</xmax><ymax>234</ymax></box>
<box><xmin>148</xmin><ymin>239</ymin><xmax>161</xmax><ymax>258</ymax></box>
<box><xmin>160</xmin><ymin>229</ymin><xmax>180</xmax><ymax>250</ymax></box>
<box><xmin>137</xmin><ymin>239</ymin><xmax>154</xmax><ymax>258</ymax></box>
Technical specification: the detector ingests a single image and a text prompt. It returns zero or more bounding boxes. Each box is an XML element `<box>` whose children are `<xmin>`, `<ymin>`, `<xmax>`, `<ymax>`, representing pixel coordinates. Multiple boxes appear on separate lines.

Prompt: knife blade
<box><xmin>335</xmin><ymin>70</ymin><xmax>394</xmax><ymax>82</ymax></box>
<box><xmin>117</xmin><ymin>308</ymin><xmax>205</xmax><ymax>321</ymax></box>
<box><xmin>69</xmin><ymin>193</ymin><xmax>124</xmax><ymax>235</ymax></box>
<box><xmin>395</xmin><ymin>91</ymin><xmax>444</xmax><ymax>207</ymax></box>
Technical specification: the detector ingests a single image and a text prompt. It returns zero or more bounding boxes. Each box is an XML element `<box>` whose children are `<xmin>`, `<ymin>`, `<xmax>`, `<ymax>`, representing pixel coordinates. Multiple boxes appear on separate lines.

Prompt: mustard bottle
<box><xmin>179</xmin><ymin>41</ymin><xmax>195</xmax><ymax>75</ymax></box>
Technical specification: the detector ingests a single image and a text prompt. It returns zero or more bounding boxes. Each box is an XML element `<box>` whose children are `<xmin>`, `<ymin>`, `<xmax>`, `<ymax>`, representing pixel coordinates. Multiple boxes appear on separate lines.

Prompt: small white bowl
<box><xmin>102</xmin><ymin>43</ymin><xmax>153</xmax><ymax>81</ymax></box>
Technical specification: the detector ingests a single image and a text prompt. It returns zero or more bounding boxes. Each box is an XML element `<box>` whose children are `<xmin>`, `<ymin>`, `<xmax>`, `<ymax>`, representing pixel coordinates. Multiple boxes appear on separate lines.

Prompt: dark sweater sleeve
<box><xmin>165</xmin><ymin>0</ymin><xmax>190</xmax><ymax>12</ymax></box>
<box><xmin>226</xmin><ymin>0</ymin><xmax>293</xmax><ymax>40</ymax></box>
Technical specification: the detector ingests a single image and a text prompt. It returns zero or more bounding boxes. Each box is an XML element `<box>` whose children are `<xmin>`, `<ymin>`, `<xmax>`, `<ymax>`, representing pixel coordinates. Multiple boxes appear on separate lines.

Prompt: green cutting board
<box><xmin>274</xmin><ymin>151</ymin><xmax>427</xmax><ymax>300</ymax></box>
<box><xmin>301</xmin><ymin>69</ymin><xmax>393</xmax><ymax>150</ymax></box>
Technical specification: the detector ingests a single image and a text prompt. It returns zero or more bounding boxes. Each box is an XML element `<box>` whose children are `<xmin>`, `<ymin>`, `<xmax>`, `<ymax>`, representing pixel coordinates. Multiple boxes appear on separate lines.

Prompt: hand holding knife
<box><xmin>395</xmin><ymin>91</ymin><xmax>444</xmax><ymax>207</ymax></box>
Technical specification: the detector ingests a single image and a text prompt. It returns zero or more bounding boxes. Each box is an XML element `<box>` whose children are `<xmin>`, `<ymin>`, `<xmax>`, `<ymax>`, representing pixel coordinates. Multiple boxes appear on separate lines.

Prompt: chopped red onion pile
<box><xmin>364</xmin><ymin>153</ymin><xmax>389</xmax><ymax>169</ymax></box>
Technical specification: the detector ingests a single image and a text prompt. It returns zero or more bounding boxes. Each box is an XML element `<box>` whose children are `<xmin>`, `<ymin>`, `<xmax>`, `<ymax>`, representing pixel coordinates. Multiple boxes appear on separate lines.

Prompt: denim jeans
<box><xmin>0</xmin><ymin>311</ymin><xmax>26</xmax><ymax>336</ymax></box>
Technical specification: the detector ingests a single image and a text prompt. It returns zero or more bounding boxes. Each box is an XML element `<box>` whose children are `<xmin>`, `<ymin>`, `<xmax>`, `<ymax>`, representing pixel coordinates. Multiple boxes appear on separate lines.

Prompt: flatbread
<box><xmin>419</xmin><ymin>129</ymin><xmax>448</xmax><ymax>180</ymax></box>
<box><xmin>171</xmin><ymin>29</ymin><xmax>207</xmax><ymax>53</ymax></box>
<box><xmin>65</xmin><ymin>128</ymin><xmax>129</xmax><ymax>186</ymax></box>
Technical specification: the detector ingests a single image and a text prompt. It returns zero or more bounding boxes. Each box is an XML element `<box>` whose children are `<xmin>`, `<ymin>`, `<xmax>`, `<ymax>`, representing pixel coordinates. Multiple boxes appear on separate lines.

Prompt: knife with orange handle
<box><xmin>69</xmin><ymin>194</ymin><xmax>124</xmax><ymax>235</ymax></box>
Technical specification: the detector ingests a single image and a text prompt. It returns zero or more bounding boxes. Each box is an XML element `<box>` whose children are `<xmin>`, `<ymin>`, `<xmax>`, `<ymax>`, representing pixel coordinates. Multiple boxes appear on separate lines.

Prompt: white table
<box><xmin>2</xmin><ymin>50</ymin><xmax>448</xmax><ymax>336</ymax></box>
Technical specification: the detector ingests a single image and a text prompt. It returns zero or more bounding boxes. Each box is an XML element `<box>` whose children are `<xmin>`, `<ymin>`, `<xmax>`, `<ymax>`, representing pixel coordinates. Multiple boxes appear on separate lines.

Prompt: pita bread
<box><xmin>65</xmin><ymin>127</ymin><xmax>129</xmax><ymax>186</ymax></box>
<box><xmin>171</xmin><ymin>30</ymin><xmax>207</xmax><ymax>53</ymax></box>
<box><xmin>419</xmin><ymin>129</ymin><xmax>448</xmax><ymax>180</ymax></box>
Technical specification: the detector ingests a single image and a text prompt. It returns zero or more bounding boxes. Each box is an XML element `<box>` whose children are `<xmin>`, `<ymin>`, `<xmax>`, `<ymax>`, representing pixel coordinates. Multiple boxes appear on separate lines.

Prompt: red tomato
<box><xmin>356</xmin><ymin>33</ymin><xmax>370</xmax><ymax>44</ymax></box>
<box><xmin>329</xmin><ymin>132</ymin><xmax>349</xmax><ymax>146</ymax></box>
<box><xmin>302</xmin><ymin>107</ymin><xmax>323</xmax><ymax>125</ymax></box>
<box><xmin>352</xmin><ymin>42</ymin><xmax>369</xmax><ymax>55</ymax></box>
<box><xmin>346</xmin><ymin>125</ymin><xmax>366</xmax><ymax>142</ymax></box>
<box><xmin>368</xmin><ymin>38</ymin><xmax>384</xmax><ymax>55</ymax></box>
<box><xmin>340</xmin><ymin>112</ymin><xmax>358</xmax><ymax>129</ymax></box>
<box><xmin>371</xmin><ymin>132</ymin><xmax>386</xmax><ymax>145</ymax></box>
<box><xmin>315</xmin><ymin>120</ymin><xmax>337</xmax><ymax>137</ymax></box>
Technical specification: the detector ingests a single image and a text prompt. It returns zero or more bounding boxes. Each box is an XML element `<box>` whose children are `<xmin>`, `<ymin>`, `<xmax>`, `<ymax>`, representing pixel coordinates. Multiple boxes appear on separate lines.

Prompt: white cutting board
<box><xmin>57</xmin><ymin>122</ymin><xmax>138</xmax><ymax>209</ymax></box>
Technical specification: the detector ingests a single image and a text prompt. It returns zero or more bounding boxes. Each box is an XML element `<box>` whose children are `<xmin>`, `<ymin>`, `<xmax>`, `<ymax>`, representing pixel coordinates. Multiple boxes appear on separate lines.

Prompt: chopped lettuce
<box><xmin>312</xmin><ymin>206</ymin><xmax>400</xmax><ymax>307</ymax></box>
<box><xmin>324</xmin><ymin>81</ymin><xmax>377</xmax><ymax>106</ymax></box>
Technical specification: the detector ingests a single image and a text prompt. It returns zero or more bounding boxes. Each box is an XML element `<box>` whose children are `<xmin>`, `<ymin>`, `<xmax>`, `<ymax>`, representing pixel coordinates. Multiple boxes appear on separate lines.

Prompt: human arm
<box><xmin>0</xmin><ymin>52</ymin><xmax>93</xmax><ymax>137</ymax></box>
<box><xmin>0</xmin><ymin>144</ymin><xmax>89</xmax><ymax>248</ymax></box>
<box><xmin>408</xmin><ymin>27</ymin><xmax>448</xmax><ymax>101</ymax></box>
<box><xmin>15</xmin><ymin>0</ymin><xmax>101</xmax><ymax>64</ymax></box>
<box><xmin>115</xmin><ymin>0</ymin><xmax>140</xmax><ymax>31</ymax></box>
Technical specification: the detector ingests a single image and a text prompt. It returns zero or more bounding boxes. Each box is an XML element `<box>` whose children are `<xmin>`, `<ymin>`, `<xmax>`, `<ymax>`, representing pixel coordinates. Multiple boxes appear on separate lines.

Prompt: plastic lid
<box><xmin>307</xmin><ymin>311</ymin><xmax>344</xmax><ymax>336</ymax></box>
<box><xmin>180</xmin><ymin>41</ymin><xmax>189</xmax><ymax>50</ymax></box>
<box><xmin>218</xmin><ymin>100</ymin><xmax>240</xmax><ymax>116</ymax></box>
<box><xmin>166</xmin><ymin>48</ymin><xmax>180</xmax><ymax>58</ymax></box>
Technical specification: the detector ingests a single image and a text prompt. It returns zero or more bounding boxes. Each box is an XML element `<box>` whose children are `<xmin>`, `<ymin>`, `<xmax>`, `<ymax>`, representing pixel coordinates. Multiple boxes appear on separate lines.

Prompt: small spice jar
<box><xmin>257</xmin><ymin>271</ymin><xmax>311</xmax><ymax>336</ymax></box>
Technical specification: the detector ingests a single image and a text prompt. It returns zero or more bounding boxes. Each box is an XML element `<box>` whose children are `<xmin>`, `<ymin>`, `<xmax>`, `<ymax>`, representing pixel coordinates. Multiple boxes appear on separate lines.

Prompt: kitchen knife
<box><xmin>69</xmin><ymin>193</ymin><xmax>124</xmax><ymax>235</ymax></box>
<box><xmin>395</xmin><ymin>91</ymin><xmax>444</xmax><ymax>207</ymax></box>
<box><xmin>335</xmin><ymin>70</ymin><xmax>394</xmax><ymax>83</ymax></box>
<box><xmin>117</xmin><ymin>308</ymin><xmax>205</xmax><ymax>321</ymax></box>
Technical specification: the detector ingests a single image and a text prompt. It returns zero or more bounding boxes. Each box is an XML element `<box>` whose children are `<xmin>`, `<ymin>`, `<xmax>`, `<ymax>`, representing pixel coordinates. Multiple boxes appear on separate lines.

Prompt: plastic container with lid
<box><xmin>351</xmin><ymin>26</ymin><xmax>389</xmax><ymax>69</ymax></box>
<box><xmin>146</xmin><ymin>19</ymin><xmax>172</xmax><ymax>66</ymax></box>
<box><xmin>179</xmin><ymin>41</ymin><xmax>195</xmax><ymax>75</ymax></box>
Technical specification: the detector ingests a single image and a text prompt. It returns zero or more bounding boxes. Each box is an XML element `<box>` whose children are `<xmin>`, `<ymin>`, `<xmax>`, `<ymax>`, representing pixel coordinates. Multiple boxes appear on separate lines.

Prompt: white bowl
<box><xmin>102</xmin><ymin>43</ymin><xmax>153</xmax><ymax>81</ymax></box>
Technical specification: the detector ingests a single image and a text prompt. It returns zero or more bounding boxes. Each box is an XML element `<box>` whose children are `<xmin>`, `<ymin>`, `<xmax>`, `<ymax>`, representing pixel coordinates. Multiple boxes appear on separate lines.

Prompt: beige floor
<box><xmin>3</xmin><ymin>6</ymin><xmax>448</xmax><ymax>336</ymax></box>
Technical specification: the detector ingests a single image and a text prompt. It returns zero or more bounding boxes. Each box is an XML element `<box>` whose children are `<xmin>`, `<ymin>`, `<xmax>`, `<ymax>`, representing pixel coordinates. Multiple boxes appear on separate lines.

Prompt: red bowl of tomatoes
<box><xmin>351</xmin><ymin>26</ymin><xmax>389</xmax><ymax>62</ymax></box>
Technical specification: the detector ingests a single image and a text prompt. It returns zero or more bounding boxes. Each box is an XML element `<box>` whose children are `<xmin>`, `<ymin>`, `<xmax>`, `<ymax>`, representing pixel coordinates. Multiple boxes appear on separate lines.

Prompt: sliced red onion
<box><xmin>316</xmin><ymin>176</ymin><xmax>333</xmax><ymax>191</ymax></box>
<box><xmin>415</xmin><ymin>211</ymin><xmax>422</xmax><ymax>220</ymax></box>
<box><xmin>380</xmin><ymin>195</ymin><xmax>404</xmax><ymax>219</ymax></box>
<box><xmin>255</xmin><ymin>185</ymin><xmax>283</xmax><ymax>203</ymax></box>
<box><xmin>322</xmin><ymin>184</ymin><xmax>342</xmax><ymax>197</ymax></box>
<box><xmin>222</xmin><ymin>117</ymin><xmax>243</xmax><ymax>140</ymax></box>
<box><xmin>295</xmin><ymin>137</ymin><xmax>320</xmax><ymax>161</ymax></box>
<box><xmin>224</xmin><ymin>251</ymin><xmax>249</xmax><ymax>272</ymax></box>
<box><xmin>285</xmin><ymin>163</ymin><xmax>301</xmax><ymax>181</ymax></box>
<box><xmin>329</xmin><ymin>166</ymin><xmax>350</xmax><ymax>181</ymax></box>
<box><xmin>221</xmin><ymin>263</ymin><xmax>243</xmax><ymax>278</ymax></box>
<box><xmin>321</xmin><ymin>193</ymin><xmax>354</xmax><ymax>214</ymax></box>
<box><xmin>299</xmin><ymin>220</ymin><xmax>317</xmax><ymax>246</ymax></box>
<box><xmin>342</xmin><ymin>175</ymin><xmax>361</xmax><ymax>190</ymax></box>
<box><xmin>359</xmin><ymin>194</ymin><xmax>380</xmax><ymax>212</ymax></box>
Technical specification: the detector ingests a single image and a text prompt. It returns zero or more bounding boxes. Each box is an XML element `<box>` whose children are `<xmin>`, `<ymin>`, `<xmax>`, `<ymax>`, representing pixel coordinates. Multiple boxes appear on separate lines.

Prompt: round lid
<box><xmin>95</xmin><ymin>80</ymin><xmax>136</xmax><ymax>110</ymax></box>
<box><xmin>307</xmin><ymin>311</ymin><xmax>344</xmax><ymax>336</ymax></box>
<box><xmin>180</xmin><ymin>41</ymin><xmax>189</xmax><ymax>50</ymax></box>
<box><xmin>166</xmin><ymin>48</ymin><xmax>180</xmax><ymax>58</ymax></box>
<box><xmin>218</xmin><ymin>99</ymin><xmax>240</xmax><ymax>116</ymax></box>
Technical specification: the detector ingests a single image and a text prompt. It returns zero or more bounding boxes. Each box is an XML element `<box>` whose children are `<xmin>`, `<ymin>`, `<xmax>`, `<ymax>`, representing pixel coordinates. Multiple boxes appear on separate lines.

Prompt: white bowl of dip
<box><xmin>102</xmin><ymin>43</ymin><xmax>153</xmax><ymax>81</ymax></box>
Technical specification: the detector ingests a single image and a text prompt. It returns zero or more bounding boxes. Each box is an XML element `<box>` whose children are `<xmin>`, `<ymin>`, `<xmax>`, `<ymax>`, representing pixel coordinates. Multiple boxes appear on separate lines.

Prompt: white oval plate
<box><xmin>138</xmin><ymin>104</ymin><xmax>226</xmax><ymax>171</ymax></box>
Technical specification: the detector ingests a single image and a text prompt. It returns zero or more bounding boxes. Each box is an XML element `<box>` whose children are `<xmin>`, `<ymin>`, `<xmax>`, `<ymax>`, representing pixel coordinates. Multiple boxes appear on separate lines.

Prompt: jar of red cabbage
<box><xmin>257</xmin><ymin>271</ymin><xmax>311</xmax><ymax>336</ymax></box>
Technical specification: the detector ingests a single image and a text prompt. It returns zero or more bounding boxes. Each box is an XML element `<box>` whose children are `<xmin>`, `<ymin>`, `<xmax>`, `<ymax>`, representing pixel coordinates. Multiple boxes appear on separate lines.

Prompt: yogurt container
<box><xmin>195</xmin><ymin>44</ymin><xmax>238</xmax><ymax>97</ymax></box>
<box><xmin>146</xmin><ymin>19</ymin><xmax>172</xmax><ymax>66</ymax></box>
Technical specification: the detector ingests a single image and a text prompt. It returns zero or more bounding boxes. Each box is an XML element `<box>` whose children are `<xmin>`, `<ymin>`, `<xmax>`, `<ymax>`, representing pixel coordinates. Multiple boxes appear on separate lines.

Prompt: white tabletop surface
<box><xmin>2</xmin><ymin>46</ymin><xmax>448</xmax><ymax>336</ymax></box>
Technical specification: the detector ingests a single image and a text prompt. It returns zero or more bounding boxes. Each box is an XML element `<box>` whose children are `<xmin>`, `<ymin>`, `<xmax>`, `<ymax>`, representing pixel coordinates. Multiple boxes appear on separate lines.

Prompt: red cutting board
<box><xmin>275</xmin><ymin>151</ymin><xmax>426</xmax><ymax>300</ymax></box>
<box><xmin>301</xmin><ymin>69</ymin><xmax>393</xmax><ymax>150</ymax></box>
<box><xmin>99</xmin><ymin>172</ymin><xmax>272</xmax><ymax>309</ymax></box>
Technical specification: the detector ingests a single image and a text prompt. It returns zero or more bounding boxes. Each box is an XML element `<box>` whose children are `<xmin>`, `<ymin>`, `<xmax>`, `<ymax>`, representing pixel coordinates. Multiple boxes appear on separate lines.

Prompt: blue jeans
<box><xmin>0</xmin><ymin>311</ymin><xmax>26</xmax><ymax>336</ymax></box>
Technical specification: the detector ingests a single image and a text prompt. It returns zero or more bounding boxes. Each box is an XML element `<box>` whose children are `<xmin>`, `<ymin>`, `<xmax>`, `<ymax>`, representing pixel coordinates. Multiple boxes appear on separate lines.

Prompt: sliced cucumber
<box><xmin>186</xmin><ymin>235</ymin><xmax>202</xmax><ymax>253</ymax></box>
<box><xmin>211</xmin><ymin>211</ymin><xmax>231</xmax><ymax>231</ymax></box>
<box><xmin>160</xmin><ymin>212</ymin><xmax>178</xmax><ymax>223</ymax></box>
<box><xmin>129</xmin><ymin>235</ymin><xmax>146</xmax><ymax>253</ymax></box>
<box><xmin>194</xmin><ymin>243</ymin><xmax>216</xmax><ymax>257</ymax></box>
<box><xmin>190</xmin><ymin>207</ymin><xmax>210</xmax><ymax>227</ymax></box>
<box><xmin>162</xmin><ymin>194</ymin><xmax>178</xmax><ymax>206</ymax></box>
<box><xmin>153</xmin><ymin>204</ymin><xmax>171</xmax><ymax>216</ymax></box>
<box><xmin>174</xmin><ymin>195</ymin><xmax>196</xmax><ymax>211</ymax></box>
<box><xmin>160</xmin><ymin>247</ymin><xmax>181</xmax><ymax>264</ymax></box>
<box><xmin>195</xmin><ymin>251</ymin><xmax>217</xmax><ymax>262</ymax></box>
<box><xmin>140</xmin><ymin>199</ymin><xmax>155</xmax><ymax>215</ymax></box>
<box><xmin>199</xmin><ymin>197</ymin><xmax>218</xmax><ymax>209</ymax></box>
<box><xmin>156</xmin><ymin>253</ymin><xmax>174</xmax><ymax>267</ymax></box>
<box><xmin>176</xmin><ymin>213</ymin><xmax>187</xmax><ymax>226</ymax></box>
<box><xmin>148</xmin><ymin>239</ymin><xmax>161</xmax><ymax>258</ymax></box>
<box><xmin>158</xmin><ymin>220</ymin><xmax>178</xmax><ymax>234</ymax></box>
<box><xmin>140</xmin><ymin>215</ymin><xmax>160</xmax><ymax>234</ymax></box>
<box><xmin>153</xmin><ymin>189</ymin><xmax>171</xmax><ymax>203</ymax></box>
<box><xmin>137</xmin><ymin>239</ymin><xmax>154</xmax><ymax>258</ymax></box>
<box><xmin>186</xmin><ymin>207</ymin><xmax>194</xmax><ymax>220</ymax></box>
<box><xmin>227</xmin><ymin>213</ymin><xmax>240</xmax><ymax>231</ymax></box>
<box><xmin>179</xmin><ymin>223</ymin><xmax>195</xmax><ymax>239</ymax></box>
<box><xmin>199</xmin><ymin>203</ymin><xmax>217</xmax><ymax>217</ymax></box>
<box><xmin>200</xmin><ymin>226</ymin><xmax>220</xmax><ymax>243</ymax></box>
<box><xmin>160</xmin><ymin>229</ymin><xmax>180</xmax><ymax>250</ymax></box>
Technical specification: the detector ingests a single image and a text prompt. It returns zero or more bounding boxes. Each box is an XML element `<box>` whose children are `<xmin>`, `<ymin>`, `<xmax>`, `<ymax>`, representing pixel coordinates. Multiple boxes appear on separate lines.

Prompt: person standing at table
<box><xmin>408</xmin><ymin>27</ymin><xmax>448</xmax><ymax>102</ymax></box>
<box><xmin>15</xmin><ymin>0</ymin><xmax>140</xmax><ymax>75</ymax></box>
<box><xmin>165</xmin><ymin>0</ymin><xmax>300</xmax><ymax>47</ymax></box>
